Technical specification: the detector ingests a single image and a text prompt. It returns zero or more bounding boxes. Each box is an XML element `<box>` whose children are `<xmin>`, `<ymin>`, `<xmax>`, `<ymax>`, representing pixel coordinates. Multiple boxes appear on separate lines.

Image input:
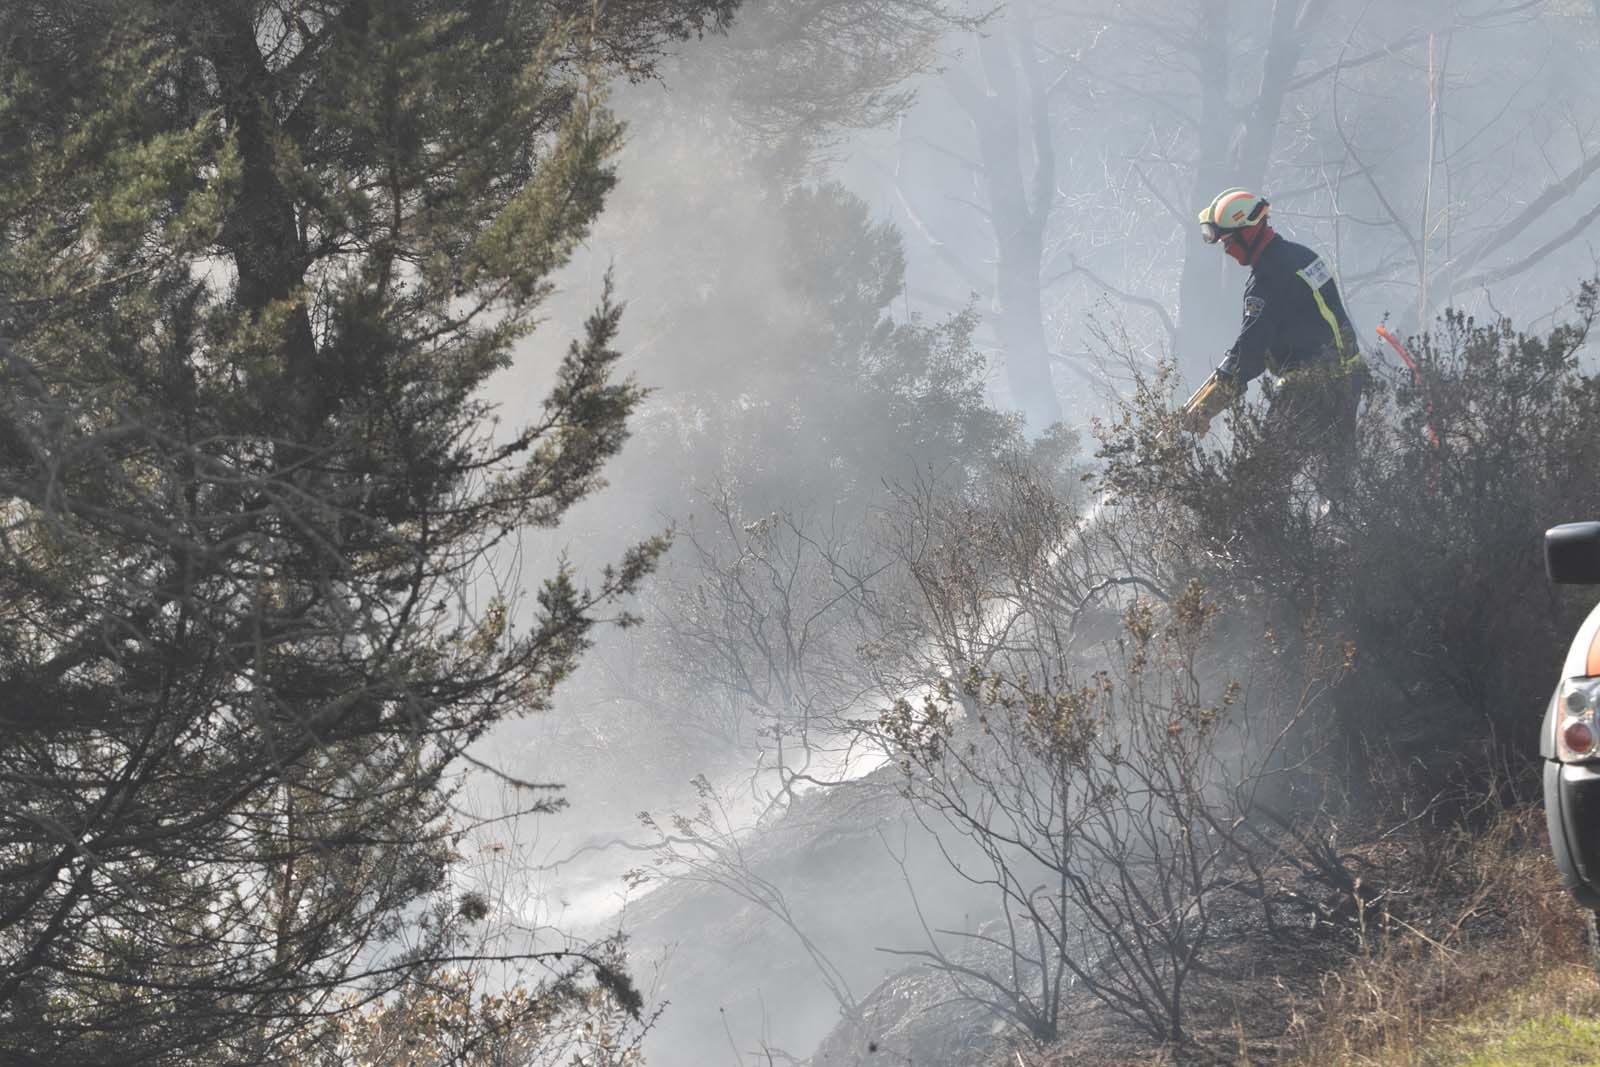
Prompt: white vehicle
<box><xmin>1543</xmin><ymin>522</ymin><xmax>1600</xmax><ymax>957</ymax></box>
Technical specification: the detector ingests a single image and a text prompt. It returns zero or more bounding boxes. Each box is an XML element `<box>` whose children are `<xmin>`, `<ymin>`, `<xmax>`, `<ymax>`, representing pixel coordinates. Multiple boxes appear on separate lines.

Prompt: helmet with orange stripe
<box><xmin>1197</xmin><ymin>188</ymin><xmax>1270</xmax><ymax>244</ymax></box>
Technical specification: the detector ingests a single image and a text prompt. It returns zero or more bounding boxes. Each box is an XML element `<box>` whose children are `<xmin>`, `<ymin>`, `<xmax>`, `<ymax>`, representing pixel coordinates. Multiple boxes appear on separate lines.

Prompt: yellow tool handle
<box><xmin>1181</xmin><ymin>370</ymin><xmax>1234</xmax><ymax>426</ymax></box>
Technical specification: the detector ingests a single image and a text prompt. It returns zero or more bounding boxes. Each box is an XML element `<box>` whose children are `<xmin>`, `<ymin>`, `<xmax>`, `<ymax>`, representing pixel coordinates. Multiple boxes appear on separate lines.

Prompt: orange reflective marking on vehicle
<box><xmin>1586</xmin><ymin>626</ymin><xmax>1600</xmax><ymax>677</ymax></box>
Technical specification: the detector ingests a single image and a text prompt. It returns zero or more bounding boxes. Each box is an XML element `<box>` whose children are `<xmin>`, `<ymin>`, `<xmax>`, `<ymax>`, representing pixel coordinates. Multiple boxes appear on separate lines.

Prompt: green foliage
<box><xmin>0</xmin><ymin>1</ymin><xmax>725</xmax><ymax>1061</ymax></box>
<box><xmin>1452</xmin><ymin>1014</ymin><xmax>1600</xmax><ymax>1067</ymax></box>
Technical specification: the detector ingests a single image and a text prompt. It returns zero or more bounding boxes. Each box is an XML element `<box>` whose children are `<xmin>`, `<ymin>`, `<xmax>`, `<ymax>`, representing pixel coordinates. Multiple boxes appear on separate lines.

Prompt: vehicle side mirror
<box><xmin>1547</xmin><ymin>522</ymin><xmax>1600</xmax><ymax>584</ymax></box>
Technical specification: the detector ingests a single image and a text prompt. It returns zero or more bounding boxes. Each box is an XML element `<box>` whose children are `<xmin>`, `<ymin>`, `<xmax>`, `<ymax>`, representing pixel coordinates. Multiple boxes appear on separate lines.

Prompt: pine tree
<box><xmin>0</xmin><ymin>2</ymin><xmax>727</xmax><ymax>1061</ymax></box>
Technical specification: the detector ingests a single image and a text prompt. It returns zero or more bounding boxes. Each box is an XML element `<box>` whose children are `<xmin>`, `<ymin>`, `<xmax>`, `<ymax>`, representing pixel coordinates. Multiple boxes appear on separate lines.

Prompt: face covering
<box><xmin>1224</xmin><ymin>222</ymin><xmax>1275</xmax><ymax>266</ymax></box>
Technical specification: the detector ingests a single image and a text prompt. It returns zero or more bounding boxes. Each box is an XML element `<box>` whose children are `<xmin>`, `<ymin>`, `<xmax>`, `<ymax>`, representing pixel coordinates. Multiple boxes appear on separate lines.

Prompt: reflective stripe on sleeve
<box><xmin>1297</xmin><ymin>265</ymin><xmax>1347</xmax><ymax>358</ymax></box>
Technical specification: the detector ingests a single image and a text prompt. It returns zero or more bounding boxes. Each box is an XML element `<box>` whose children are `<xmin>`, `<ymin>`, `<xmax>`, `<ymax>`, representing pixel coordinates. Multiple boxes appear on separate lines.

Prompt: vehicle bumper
<box><xmin>1545</xmin><ymin>759</ymin><xmax>1600</xmax><ymax>910</ymax></box>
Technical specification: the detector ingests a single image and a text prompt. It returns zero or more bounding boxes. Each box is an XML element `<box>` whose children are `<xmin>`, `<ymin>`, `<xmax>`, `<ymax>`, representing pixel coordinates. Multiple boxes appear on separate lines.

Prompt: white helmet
<box><xmin>1198</xmin><ymin>188</ymin><xmax>1270</xmax><ymax>243</ymax></box>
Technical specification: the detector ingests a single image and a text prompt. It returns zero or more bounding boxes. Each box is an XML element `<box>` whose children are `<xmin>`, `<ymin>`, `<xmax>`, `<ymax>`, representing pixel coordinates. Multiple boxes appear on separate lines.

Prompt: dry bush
<box><xmin>852</xmin><ymin>442</ymin><xmax>1378</xmax><ymax>1056</ymax></box>
<box><xmin>284</xmin><ymin>958</ymin><xmax>653</xmax><ymax>1067</ymax></box>
<box><xmin>876</xmin><ymin>552</ymin><xmax>1346</xmax><ymax>1049</ymax></box>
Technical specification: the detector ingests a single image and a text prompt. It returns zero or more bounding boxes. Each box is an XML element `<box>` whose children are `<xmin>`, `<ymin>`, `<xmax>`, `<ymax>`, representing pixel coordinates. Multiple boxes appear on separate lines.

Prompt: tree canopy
<box><xmin>0</xmin><ymin>1</ymin><xmax>731</xmax><ymax>1061</ymax></box>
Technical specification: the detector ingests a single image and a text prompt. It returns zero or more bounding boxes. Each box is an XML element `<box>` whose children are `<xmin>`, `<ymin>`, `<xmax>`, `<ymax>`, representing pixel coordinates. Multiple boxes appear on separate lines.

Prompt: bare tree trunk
<box><xmin>1176</xmin><ymin>0</ymin><xmax>1233</xmax><ymax>385</ymax></box>
<box><xmin>947</xmin><ymin>2</ymin><xmax>1063</xmax><ymax>429</ymax></box>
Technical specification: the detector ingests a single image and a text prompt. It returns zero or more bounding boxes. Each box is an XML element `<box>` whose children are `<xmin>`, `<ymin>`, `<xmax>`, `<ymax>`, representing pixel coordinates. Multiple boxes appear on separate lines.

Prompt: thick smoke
<box><xmin>466</xmin><ymin>3</ymin><xmax>1600</xmax><ymax>1063</ymax></box>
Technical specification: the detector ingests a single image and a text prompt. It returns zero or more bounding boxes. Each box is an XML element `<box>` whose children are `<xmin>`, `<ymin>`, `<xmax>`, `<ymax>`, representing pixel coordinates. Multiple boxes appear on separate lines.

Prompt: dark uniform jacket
<box><xmin>1220</xmin><ymin>235</ymin><xmax>1357</xmax><ymax>386</ymax></box>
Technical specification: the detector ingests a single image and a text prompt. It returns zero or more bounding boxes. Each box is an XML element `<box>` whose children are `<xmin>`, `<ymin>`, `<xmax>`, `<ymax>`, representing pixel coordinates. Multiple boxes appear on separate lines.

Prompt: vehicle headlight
<box><xmin>1558</xmin><ymin>677</ymin><xmax>1600</xmax><ymax>760</ymax></box>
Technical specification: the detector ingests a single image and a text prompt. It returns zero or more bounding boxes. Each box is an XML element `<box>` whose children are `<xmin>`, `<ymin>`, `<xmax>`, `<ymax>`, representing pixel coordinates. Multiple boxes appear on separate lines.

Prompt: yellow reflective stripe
<box><xmin>1300</xmin><ymin>271</ymin><xmax>1347</xmax><ymax>357</ymax></box>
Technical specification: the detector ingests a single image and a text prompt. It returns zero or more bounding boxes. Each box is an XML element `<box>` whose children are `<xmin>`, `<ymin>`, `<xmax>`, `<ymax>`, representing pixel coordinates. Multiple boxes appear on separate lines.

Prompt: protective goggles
<box><xmin>1199</xmin><ymin>200</ymin><xmax>1268</xmax><ymax>244</ymax></box>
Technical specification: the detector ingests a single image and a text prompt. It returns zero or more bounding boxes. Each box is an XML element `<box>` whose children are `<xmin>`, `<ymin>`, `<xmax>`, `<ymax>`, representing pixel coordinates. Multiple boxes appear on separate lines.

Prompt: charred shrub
<box><xmin>869</xmin><ymin>450</ymin><xmax>1349</xmax><ymax>1050</ymax></box>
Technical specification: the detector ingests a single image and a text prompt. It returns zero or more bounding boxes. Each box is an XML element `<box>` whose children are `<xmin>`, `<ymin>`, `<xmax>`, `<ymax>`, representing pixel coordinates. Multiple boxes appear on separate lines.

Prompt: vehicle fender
<box><xmin>1547</xmin><ymin>760</ymin><xmax>1600</xmax><ymax>911</ymax></box>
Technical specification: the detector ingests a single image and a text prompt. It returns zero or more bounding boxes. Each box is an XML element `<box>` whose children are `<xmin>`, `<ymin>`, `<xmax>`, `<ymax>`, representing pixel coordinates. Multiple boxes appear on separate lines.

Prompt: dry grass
<box><xmin>1420</xmin><ymin>965</ymin><xmax>1600</xmax><ymax>1066</ymax></box>
<box><xmin>990</xmin><ymin>800</ymin><xmax>1598</xmax><ymax>1067</ymax></box>
<box><xmin>1276</xmin><ymin>804</ymin><xmax>1591</xmax><ymax>1067</ymax></box>
<box><xmin>1280</xmin><ymin>963</ymin><xmax>1600</xmax><ymax>1066</ymax></box>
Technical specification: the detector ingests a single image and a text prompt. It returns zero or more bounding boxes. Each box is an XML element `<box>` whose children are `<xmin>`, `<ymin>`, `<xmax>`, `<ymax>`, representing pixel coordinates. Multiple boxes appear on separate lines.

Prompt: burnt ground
<box><xmin>806</xmin><ymin>803</ymin><xmax>1591</xmax><ymax>1067</ymax></box>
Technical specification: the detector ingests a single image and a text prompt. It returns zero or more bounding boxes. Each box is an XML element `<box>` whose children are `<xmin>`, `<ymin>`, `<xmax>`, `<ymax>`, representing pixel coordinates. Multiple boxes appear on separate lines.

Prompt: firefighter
<box><xmin>1184</xmin><ymin>188</ymin><xmax>1367</xmax><ymax>472</ymax></box>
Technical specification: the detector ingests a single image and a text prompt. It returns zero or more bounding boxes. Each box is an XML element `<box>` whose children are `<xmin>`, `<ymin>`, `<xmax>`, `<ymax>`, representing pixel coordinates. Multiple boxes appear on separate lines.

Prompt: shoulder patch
<box><xmin>1298</xmin><ymin>257</ymin><xmax>1333</xmax><ymax>289</ymax></box>
<box><xmin>1243</xmin><ymin>295</ymin><xmax>1266</xmax><ymax>324</ymax></box>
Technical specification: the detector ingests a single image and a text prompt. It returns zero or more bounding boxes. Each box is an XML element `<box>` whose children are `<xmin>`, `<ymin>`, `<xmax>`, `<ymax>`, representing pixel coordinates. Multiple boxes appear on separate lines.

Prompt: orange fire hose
<box><xmin>1376</xmin><ymin>324</ymin><xmax>1440</xmax><ymax>451</ymax></box>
